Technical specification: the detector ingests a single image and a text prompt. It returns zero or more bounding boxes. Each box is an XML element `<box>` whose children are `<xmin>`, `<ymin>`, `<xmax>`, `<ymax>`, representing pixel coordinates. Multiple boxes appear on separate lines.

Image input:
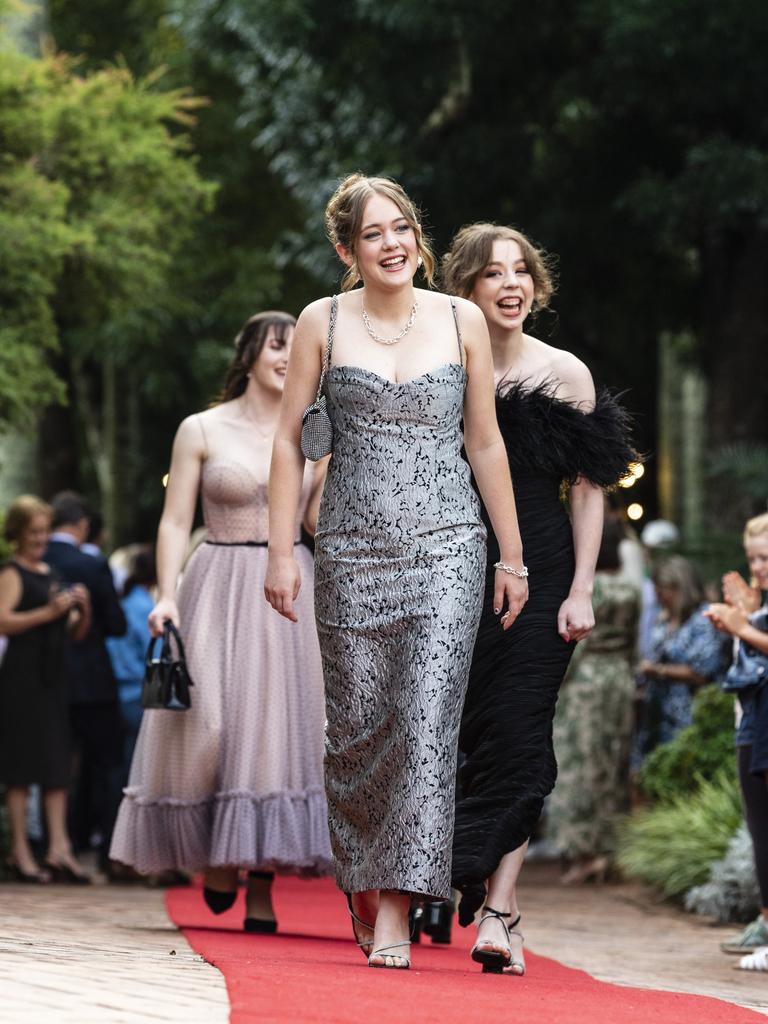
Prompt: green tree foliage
<box><xmin>0</xmin><ymin>26</ymin><xmax>215</xmax><ymax>538</ymax></box>
<box><xmin>0</xmin><ymin>51</ymin><xmax>71</xmax><ymax>429</ymax></box>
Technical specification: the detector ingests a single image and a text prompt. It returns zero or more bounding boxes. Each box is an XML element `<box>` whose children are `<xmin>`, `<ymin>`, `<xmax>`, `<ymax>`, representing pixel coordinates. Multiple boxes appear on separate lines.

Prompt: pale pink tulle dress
<box><xmin>110</xmin><ymin>457</ymin><xmax>333</xmax><ymax>875</ymax></box>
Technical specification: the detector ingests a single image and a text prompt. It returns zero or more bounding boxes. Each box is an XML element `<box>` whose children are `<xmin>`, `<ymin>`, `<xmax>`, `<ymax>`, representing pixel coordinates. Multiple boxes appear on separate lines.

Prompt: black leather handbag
<box><xmin>141</xmin><ymin>620</ymin><xmax>194</xmax><ymax>710</ymax></box>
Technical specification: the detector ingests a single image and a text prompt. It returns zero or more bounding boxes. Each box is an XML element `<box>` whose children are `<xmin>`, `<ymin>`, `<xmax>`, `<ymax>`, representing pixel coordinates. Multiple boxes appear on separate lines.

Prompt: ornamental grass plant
<box><xmin>616</xmin><ymin>771</ymin><xmax>742</xmax><ymax>898</ymax></box>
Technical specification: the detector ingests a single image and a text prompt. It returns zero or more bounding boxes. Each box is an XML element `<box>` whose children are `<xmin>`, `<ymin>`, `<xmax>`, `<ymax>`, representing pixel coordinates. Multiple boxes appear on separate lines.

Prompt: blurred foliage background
<box><xmin>0</xmin><ymin>0</ymin><xmax>766</xmax><ymax>553</ymax></box>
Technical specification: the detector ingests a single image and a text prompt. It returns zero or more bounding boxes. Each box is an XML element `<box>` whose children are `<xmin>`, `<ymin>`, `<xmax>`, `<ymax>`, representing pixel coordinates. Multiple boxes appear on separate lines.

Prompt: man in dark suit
<box><xmin>46</xmin><ymin>491</ymin><xmax>127</xmax><ymax>873</ymax></box>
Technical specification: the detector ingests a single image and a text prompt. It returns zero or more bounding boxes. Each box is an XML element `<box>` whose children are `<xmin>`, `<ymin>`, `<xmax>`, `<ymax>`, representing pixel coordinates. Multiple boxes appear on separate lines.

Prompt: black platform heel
<box><xmin>244</xmin><ymin>870</ymin><xmax>278</xmax><ymax>934</ymax></box>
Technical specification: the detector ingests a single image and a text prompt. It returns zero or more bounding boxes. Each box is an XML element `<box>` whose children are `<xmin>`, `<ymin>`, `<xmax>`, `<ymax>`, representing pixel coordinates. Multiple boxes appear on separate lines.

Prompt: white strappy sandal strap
<box><xmin>368</xmin><ymin>940</ymin><xmax>411</xmax><ymax>969</ymax></box>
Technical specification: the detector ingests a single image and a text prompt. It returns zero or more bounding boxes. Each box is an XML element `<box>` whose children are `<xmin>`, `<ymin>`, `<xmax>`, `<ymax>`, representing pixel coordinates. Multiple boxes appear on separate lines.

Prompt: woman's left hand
<box><xmin>557</xmin><ymin>592</ymin><xmax>595</xmax><ymax>643</ymax></box>
<box><xmin>493</xmin><ymin>573</ymin><xmax>528</xmax><ymax>631</ymax></box>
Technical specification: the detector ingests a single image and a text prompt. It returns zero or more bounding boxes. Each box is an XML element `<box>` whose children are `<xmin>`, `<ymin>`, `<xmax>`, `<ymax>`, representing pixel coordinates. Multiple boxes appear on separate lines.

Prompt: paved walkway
<box><xmin>0</xmin><ymin>883</ymin><xmax>228</xmax><ymax>1023</ymax></box>
<box><xmin>521</xmin><ymin>862</ymin><xmax>768</xmax><ymax>1017</ymax></box>
<box><xmin>1</xmin><ymin>866</ymin><xmax>766</xmax><ymax>1022</ymax></box>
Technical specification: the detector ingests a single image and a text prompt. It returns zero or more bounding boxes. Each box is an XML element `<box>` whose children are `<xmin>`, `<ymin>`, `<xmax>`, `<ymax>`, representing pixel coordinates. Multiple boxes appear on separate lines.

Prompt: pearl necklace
<box><xmin>361</xmin><ymin>301</ymin><xmax>419</xmax><ymax>346</ymax></box>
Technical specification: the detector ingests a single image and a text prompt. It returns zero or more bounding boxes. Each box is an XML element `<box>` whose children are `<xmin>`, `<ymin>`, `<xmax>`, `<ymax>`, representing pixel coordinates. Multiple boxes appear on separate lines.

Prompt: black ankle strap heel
<box><xmin>471</xmin><ymin>906</ymin><xmax>524</xmax><ymax>975</ymax></box>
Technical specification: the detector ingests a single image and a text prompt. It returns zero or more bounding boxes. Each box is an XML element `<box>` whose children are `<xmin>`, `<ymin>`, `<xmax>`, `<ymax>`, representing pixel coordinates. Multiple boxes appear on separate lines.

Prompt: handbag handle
<box><xmin>144</xmin><ymin>619</ymin><xmax>193</xmax><ymax>685</ymax></box>
<box><xmin>313</xmin><ymin>295</ymin><xmax>338</xmax><ymax>404</ymax></box>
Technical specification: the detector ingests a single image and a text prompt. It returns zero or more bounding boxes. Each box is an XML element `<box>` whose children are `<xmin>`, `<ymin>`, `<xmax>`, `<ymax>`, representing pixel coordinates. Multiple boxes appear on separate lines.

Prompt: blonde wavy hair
<box><xmin>745</xmin><ymin>512</ymin><xmax>768</xmax><ymax>544</ymax></box>
<box><xmin>324</xmin><ymin>173</ymin><xmax>436</xmax><ymax>291</ymax></box>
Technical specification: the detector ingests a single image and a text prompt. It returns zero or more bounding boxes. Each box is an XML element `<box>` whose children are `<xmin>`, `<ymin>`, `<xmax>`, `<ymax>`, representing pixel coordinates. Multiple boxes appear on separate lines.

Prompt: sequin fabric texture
<box><xmin>314</xmin><ymin>305</ymin><xmax>486</xmax><ymax>901</ymax></box>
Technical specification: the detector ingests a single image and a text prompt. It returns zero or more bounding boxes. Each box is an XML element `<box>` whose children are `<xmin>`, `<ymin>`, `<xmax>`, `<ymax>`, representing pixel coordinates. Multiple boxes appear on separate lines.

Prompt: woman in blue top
<box><xmin>633</xmin><ymin>555</ymin><xmax>725</xmax><ymax>765</ymax></box>
<box><xmin>106</xmin><ymin>548</ymin><xmax>156</xmax><ymax>774</ymax></box>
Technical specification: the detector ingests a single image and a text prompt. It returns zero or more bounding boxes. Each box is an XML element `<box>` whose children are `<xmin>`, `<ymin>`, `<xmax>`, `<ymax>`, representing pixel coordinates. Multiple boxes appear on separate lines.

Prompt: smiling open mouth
<box><xmin>498</xmin><ymin>298</ymin><xmax>523</xmax><ymax>314</ymax></box>
<box><xmin>380</xmin><ymin>255</ymin><xmax>407</xmax><ymax>270</ymax></box>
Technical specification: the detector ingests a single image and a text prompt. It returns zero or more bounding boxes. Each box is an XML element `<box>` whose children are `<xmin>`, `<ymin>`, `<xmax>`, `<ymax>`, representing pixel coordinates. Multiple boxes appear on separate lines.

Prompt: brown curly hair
<box><xmin>441</xmin><ymin>222</ymin><xmax>556</xmax><ymax>310</ymax></box>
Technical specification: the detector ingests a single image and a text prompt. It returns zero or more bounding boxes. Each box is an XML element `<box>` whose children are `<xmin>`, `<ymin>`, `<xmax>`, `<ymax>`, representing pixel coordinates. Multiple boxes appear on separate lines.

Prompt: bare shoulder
<box><xmin>436</xmin><ymin>293</ymin><xmax>486</xmax><ymax>343</ymax></box>
<box><xmin>548</xmin><ymin>347</ymin><xmax>595</xmax><ymax>407</ymax></box>
<box><xmin>174</xmin><ymin>412</ymin><xmax>208</xmax><ymax>453</ymax></box>
<box><xmin>0</xmin><ymin>564</ymin><xmax>22</xmax><ymax>599</ymax></box>
<box><xmin>297</xmin><ymin>296</ymin><xmax>334</xmax><ymax>334</ymax></box>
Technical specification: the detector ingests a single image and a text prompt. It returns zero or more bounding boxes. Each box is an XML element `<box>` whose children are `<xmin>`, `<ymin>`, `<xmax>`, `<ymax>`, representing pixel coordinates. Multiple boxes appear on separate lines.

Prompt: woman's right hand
<box><xmin>264</xmin><ymin>555</ymin><xmax>301</xmax><ymax>623</ymax></box>
<box><xmin>148</xmin><ymin>598</ymin><xmax>180</xmax><ymax>637</ymax></box>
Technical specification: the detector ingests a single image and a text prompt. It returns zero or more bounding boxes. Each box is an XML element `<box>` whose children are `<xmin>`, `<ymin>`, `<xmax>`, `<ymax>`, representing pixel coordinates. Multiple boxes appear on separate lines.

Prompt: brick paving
<box><xmin>1</xmin><ymin>867</ymin><xmax>767</xmax><ymax>1022</ymax></box>
<box><xmin>0</xmin><ymin>882</ymin><xmax>228</xmax><ymax>1023</ymax></box>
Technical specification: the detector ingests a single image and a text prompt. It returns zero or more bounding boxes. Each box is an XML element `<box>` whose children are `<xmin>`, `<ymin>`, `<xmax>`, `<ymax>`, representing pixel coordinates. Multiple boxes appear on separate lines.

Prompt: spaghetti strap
<box><xmin>316</xmin><ymin>295</ymin><xmax>338</xmax><ymax>399</ymax></box>
<box><xmin>449</xmin><ymin>297</ymin><xmax>463</xmax><ymax>366</ymax></box>
<box><xmin>196</xmin><ymin>413</ymin><xmax>209</xmax><ymax>458</ymax></box>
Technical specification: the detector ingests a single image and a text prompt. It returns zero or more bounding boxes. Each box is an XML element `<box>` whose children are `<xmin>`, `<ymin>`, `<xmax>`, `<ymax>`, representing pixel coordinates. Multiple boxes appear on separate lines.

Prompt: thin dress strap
<box><xmin>196</xmin><ymin>413</ymin><xmax>209</xmax><ymax>459</ymax></box>
<box><xmin>449</xmin><ymin>297</ymin><xmax>463</xmax><ymax>366</ymax></box>
<box><xmin>317</xmin><ymin>294</ymin><xmax>338</xmax><ymax>400</ymax></box>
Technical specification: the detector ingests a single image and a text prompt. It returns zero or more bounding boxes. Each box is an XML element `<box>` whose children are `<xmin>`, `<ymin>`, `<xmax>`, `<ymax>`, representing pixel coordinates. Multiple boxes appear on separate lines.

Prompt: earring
<box><xmin>417</xmin><ymin>255</ymin><xmax>424</xmax><ymax>268</ymax></box>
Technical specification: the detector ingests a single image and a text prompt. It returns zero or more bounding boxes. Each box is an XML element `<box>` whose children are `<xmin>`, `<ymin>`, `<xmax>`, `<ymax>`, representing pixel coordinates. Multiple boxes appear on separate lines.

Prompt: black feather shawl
<box><xmin>494</xmin><ymin>378</ymin><xmax>641</xmax><ymax>487</ymax></box>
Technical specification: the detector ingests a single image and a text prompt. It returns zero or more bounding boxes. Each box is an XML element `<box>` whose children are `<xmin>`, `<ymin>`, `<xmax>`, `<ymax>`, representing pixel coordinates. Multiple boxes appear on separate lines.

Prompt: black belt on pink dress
<box><xmin>204</xmin><ymin>540</ymin><xmax>300</xmax><ymax>547</ymax></box>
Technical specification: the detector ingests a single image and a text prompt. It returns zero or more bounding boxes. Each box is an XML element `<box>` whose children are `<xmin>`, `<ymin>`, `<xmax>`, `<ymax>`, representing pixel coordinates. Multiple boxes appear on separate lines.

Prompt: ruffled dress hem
<box><xmin>110</xmin><ymin>786</ymin><xmax>333</xmax><ymax>876</ymax></box>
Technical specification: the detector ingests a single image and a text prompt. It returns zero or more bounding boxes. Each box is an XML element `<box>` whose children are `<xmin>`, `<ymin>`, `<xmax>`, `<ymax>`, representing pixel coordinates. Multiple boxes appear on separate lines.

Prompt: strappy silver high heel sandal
<box><xmin>346</xmin><ymin>893</ymin><xmax>375</xmax><ymax>959</ymax></box>
<box><xmin>471</xmin><ymin>906</ymin><xmax>525</xmax><ymax>975</ymax></box>
<box><xmin>368</xmin><ymin>940</ymin><xmax>411</xmax><ymax>970</ymax></box>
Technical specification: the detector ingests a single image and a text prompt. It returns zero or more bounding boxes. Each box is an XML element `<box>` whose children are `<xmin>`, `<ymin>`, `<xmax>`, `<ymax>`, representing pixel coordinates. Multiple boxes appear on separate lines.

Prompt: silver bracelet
<box><xmin>493</xmin><ymin>561</ymin><xmax>529</xmax><ymax>578</ymax></box>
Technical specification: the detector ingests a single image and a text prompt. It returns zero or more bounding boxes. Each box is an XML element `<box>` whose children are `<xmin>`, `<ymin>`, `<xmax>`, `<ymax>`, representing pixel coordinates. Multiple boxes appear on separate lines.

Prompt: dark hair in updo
<box><xmin>217</xmin><ymin>311</ymin><xmax>296</xmax><ymax>403</ymax></box>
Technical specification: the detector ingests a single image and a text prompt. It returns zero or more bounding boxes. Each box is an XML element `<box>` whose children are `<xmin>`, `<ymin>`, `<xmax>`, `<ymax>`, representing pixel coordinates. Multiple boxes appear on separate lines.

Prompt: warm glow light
<box><xmin>619</xmin><ymin>473</ymin><xmax>636</xmax><ymax>488</ymax></box>
<box><xmin>630</xmin><ymin>461</ymin><xmax>645</xmax><ymax>480</ymax></box>
<box><xmin>162</xmin><ymin>473</ymin><xmax>169</xmax><ymax>488</ymax></box>
<box><xmin>627</xmin><ymin>503</ymin><xmax>644</xmax><ymax>521</ymax></box>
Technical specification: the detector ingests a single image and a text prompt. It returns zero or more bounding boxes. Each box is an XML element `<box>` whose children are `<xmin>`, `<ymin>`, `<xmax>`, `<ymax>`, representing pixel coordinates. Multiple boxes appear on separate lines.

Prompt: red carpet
<box><xmin>167</xmin><ymin>878</ymin><xmax>763</xmax><ymax>1024</ymax></box>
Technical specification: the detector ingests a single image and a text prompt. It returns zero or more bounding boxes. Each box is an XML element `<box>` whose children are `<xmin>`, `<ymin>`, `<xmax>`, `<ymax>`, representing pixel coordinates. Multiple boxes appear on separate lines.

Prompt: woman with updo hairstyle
<box><xmin>441</xmin><ymin>223</ymin><xmax>638</xmax><ymax>975</ymax></box>
<box><xmin>0</xmin><ymin>495</ymin><xmax>91</xmax><ymax>882</ymax></box>
<box><xmin>110</xmin><ymin>311</ymin><xmax>332</xmax><ymax>931</ymax></box>
<box><xmin>266</xmin><ymin>175</ymin><xmax>528</xmax><ymax>970</ymax></box>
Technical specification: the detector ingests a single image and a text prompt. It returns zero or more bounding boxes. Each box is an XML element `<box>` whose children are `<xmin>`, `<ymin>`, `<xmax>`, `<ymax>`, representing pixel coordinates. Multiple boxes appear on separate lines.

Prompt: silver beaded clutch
<box><xmin>300</xmin><ymin>295</ymin><xmax>337</xmax><ymax>461</ymax></box>
<box><xmin>301</xmin><ymin>396</ymin><xmax>333</xmax><ymax>461</ymax></box>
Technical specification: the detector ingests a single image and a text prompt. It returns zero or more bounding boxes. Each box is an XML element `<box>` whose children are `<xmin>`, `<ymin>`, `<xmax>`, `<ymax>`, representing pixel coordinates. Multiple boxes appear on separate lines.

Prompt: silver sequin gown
<box><xmin>314</xmin><ymin>299</ymin><xmax>486</xmax><ymax>900</ymax></box>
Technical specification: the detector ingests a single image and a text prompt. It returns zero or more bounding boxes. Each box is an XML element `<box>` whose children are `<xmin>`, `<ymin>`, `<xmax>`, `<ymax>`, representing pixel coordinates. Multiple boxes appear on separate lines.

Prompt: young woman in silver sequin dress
<box><xmin>265</xmin><ymin>175</ymin><xmax>528</xmax><ymax>970</ymax></box>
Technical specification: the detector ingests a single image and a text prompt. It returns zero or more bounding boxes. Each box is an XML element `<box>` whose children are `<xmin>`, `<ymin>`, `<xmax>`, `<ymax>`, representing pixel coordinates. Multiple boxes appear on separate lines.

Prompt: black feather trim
<box><xmin>494</xmin><ymin>377</ymin><xmax>641</xmax><ymax>488</ymax></box>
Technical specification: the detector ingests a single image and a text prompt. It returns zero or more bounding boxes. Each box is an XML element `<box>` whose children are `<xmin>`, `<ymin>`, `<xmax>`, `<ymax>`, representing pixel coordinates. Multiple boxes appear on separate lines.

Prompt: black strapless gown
<box><xmin>452</xmin><ymin>381</ymin><xmax>637</xmax><ymax>922</ymax></box>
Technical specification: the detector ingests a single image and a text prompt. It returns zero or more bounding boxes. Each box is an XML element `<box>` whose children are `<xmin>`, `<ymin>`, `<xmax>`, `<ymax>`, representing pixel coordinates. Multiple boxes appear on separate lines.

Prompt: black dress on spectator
<box><xmin>0</xmin><ymin>562</ymin><xmax>70</xmax><ymax>787</ymax></box>
<box><xmin>453</xmin><ymin>380</ymin><xmax>637</xmax><ymax>923</ymax></box>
